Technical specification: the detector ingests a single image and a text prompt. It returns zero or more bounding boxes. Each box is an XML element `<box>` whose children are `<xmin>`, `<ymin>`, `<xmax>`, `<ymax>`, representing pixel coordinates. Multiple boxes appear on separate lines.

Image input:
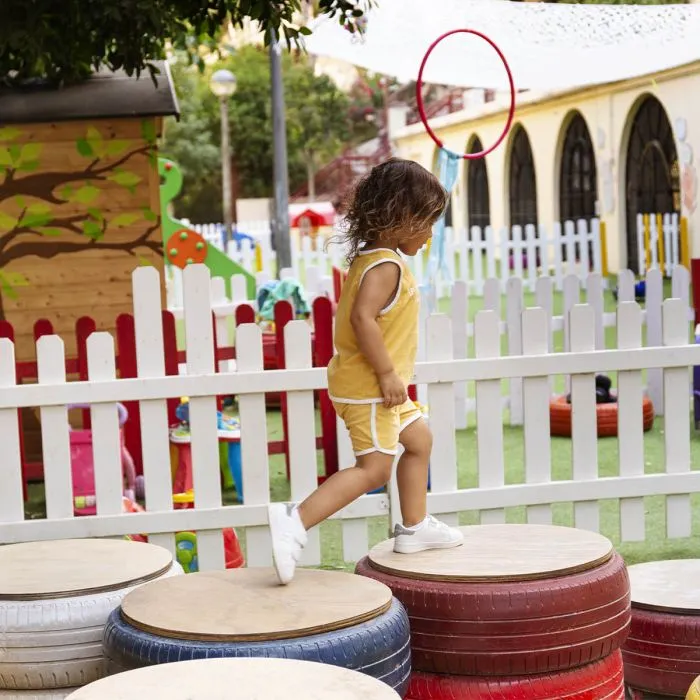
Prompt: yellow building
<box><xmin>391</xmin><ymin>63</ymin><xmax>699</xmax><ymax>274</ymax></box>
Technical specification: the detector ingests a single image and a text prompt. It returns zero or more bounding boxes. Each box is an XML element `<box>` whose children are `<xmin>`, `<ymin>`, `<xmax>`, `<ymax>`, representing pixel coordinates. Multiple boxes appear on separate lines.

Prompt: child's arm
<box><xmin>350</xmin><ymin>262</ymin><xmax>407</xmax><ymax>408</ymax></box>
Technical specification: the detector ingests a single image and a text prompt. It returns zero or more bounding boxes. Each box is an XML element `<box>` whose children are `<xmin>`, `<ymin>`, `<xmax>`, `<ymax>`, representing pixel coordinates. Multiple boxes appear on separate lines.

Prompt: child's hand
<box><xmin>378</xmin><ymin>371</ymin><xmax>407</xmax><ymax>408</ymax></box>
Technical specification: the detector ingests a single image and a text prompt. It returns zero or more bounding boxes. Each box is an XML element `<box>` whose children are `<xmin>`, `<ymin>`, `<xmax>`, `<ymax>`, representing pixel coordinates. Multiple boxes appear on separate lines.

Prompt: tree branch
<box><xmin>0</xmin><ymin>145</ymin><xmax>153</xmax><ymax>205</ymax></box>
<box><xmin>0</xmin><ymin>222</ymin><xmax>163</xmax><ymax>267</ymax></box>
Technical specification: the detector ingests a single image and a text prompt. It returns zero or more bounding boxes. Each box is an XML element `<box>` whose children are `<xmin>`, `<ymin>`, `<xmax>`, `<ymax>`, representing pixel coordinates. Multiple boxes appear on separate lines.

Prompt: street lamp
<box><xmin>210</xmin><ymin>69</ymin><xmax>237</xmax><ymax>245</ymax></box>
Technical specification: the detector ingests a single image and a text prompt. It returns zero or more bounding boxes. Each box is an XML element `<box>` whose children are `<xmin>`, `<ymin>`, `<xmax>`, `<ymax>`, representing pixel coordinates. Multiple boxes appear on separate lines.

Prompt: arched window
<box><xmin>509</xmin><ymin>127</ymin><xmax>538</xmax><ymax>229</ymax></box>
<box><xmin>466</xmin><ymin>136</ymin><xmax>490</xmax><ymax>232</ymax></box>
<box><xmin>625</xmin><ymin>96</ymin><xmax>680</xmax><ymax>273</ymax></box>
<box><xmin>559</xmin><ymin>113</ymin><xmax>597</xmax><ymax>225</ymax></box>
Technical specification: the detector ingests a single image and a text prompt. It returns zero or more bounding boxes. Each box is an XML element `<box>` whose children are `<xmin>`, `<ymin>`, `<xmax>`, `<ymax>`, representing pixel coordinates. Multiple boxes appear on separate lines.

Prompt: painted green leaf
<box><xmin>87</xmin><ymin>207</ymin><xmax>104</xmax><ymax>221</ymax></box>
<box><xmin>36</xmin><ymin>227</ymin><xmax>65</xmax><ymax>237</ymax></box>
<box><xmin>20</xmin><ymin>212</ymin><xmax>53</xmax><ymax>228</ymax></box>
<box><xmin>73</xmin><ymin>184</ymin><xmax>101</xmax><ymax>204</ymax></box>
<box><xmin>0</xmin><ymin>127</ymin><xmax>22</xmax><ymax>142</ymax></box>
<box><xmin>137</xmin><ymin>256</ymin><xmax>153</xmax><ymax>267</ymax></box>
<box><xmin>76</xmin><ymin>138</ymin><xmax>93</xmax><ymax>158</ymax></box>
<box><xmin>14</xmin><ymin>196</ymin><xmax>26</xmax><ymax>209</ymax></box>
<box><xmin>109</xmin><ymin>170</ymin><xmax>142</xmax><ymax>188</ymax></box>
<box><xmin>111</xmin><ymin>212</ymin><xmax>141</xmax><ymax>228</ymax></box>
<box><xmin>8</xmin><ymin>144</ymin><xmax>21</xmax><ymax>163</ymax></box>
<box><xmin>142</xmin><ymin>208</ymin><xmax>158</xmax><ymax>222</ymax></box>
<box><xmin>86</xmin><ymin>126</ymin><xmax>104</xmax><ymax>158</ymax></box>
<box><xmin>83</xmin><ymin>219</ymin><xmax>103</xmax><ymax>240</ymax></box>
<box><xmin>18</xmin><ymin>160</ymin><xmax>40</xmax><ymax>172</ymax></box>
<box><xmin>27</xmin><ymin>202</ymin><xmax>51</xmax><ymax>215</ymax></box>
<box><xmin>141</xmin><ymin>119</ymin><xmax>157</xmax><ymax>144</ymax></box>
<box><xmin>0</xmin><ymin>211</ymin><xmax>18</xmax><ymax>232</ymax></box>
<box><xmin>106</xmin><ymin>140</ymin><xmax>130</xmax><ymax>157</ymax></box>
<box><xmin>0</xmin><ymin>148</ymin><xmax>13</xmax><ymax>167</ymax></box>
<box><xmin>0</xmin><ymin>270</ymin><xmax>29</xmax><ymax>299</ymax></box>
<box><xmin>19</xmin><ymin>143</ymin><xmax>41</xmax><ymax>163</ymax></box>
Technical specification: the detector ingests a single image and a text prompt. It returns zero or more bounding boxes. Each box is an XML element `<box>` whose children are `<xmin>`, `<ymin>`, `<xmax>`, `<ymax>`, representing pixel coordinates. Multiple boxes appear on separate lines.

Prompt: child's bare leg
<box><xmin>396</xmin><ymin>418</ymin><xmax>431</xmax><ymax>526</ymax></box>
<box><xmin>297</xmin><ymin>452</ymin><xmax>394</xmax><ymax>530</ymax></box>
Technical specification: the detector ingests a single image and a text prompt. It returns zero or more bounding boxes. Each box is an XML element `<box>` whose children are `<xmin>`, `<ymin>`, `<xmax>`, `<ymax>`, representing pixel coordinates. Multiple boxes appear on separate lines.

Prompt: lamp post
<box><xmin>210</xmin><ymin>69</ymin><xmax>237</xmax><ymax>245</ymax></box>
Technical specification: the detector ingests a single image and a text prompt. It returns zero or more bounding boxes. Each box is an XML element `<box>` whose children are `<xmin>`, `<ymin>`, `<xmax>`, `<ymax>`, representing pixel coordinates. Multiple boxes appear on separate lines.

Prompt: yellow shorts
<box><xmin>333</xmin><ymin>399</ymin><xmax>424</xmax><ymax>456</ymax></box>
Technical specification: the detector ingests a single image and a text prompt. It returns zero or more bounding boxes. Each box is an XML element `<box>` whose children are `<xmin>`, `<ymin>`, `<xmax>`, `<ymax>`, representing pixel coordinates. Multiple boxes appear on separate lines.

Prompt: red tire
<box><xmin>623</xmin><ymin>607</ymin><xmax>700</xmax><ymax>697</ymax></box>
<box><xmin>407</xmin><ymin>651</ymin><xmax>625</xmax><ymax>699</ymax></box>
<box><xmin>355</xmin><ymin>554</ymin><xmax>630</xmax><ymax>676</ymax></box>
<box><xmin>549</xmin><ymin>395</ymin><xmax>654</xmax><ymax>438</ymax></box>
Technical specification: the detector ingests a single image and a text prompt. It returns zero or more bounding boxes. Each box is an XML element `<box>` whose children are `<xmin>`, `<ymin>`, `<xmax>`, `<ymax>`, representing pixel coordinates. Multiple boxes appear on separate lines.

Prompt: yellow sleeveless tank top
<box><xmin>327</xmin><ymin>248</ymin><xmax>419</xmax><ymax>403</ymax></box>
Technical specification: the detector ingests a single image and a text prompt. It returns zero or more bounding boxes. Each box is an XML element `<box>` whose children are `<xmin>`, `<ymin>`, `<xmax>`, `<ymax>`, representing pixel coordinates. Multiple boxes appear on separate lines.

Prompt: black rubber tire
<box><xmin>103</xmin><ymin>598</ymin><xmax>411</xmax><ymax>696</ymax></box>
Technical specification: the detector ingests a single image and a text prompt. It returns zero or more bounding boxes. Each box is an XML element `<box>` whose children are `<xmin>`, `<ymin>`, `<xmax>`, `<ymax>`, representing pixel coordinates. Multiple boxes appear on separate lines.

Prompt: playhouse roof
<box><xmin>0</xmin><ymin>61</ymin><xmax>180</xmax><ymax>125</ymax></box>
<box><xmin>305</xmin><ymin>0</ymin><xmax>700</xmax><ymax>92</ymax></box>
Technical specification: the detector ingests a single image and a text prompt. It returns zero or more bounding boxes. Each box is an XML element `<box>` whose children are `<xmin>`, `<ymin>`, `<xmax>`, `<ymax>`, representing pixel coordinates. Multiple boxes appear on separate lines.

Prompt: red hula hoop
<box><xmin>416</xmin><ymin>29</ymin><xmax>516</xmax><ymax>160</ymax></box>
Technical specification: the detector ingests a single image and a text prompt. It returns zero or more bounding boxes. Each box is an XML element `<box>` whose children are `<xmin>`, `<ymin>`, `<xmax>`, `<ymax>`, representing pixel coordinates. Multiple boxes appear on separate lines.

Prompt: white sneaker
<box><xmin>393</xmin><ymin>514</ymin><xmax>464</xmax><ymax>554</ymax></box>
<box><xmin>268</xmin><ymin>502</ymin><xmax>308</xmax><ymax>584</ymax></box>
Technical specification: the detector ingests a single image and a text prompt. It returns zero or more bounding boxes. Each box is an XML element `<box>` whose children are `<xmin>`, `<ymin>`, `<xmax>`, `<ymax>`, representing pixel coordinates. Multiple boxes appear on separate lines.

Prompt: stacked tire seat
<box><xmin>66</xmin><ymin>657</ymin><xmax>402</xmax><ymax>699</ymax></box>
<box><xmin>101</xmin><ymin>568</ymin><xmax>411</xmax><ymax>696</ymax></box>
<box><xmin>623</xmin><ymin>560</ymin><xmax>700</xmax><ymax>698</ymax></box>
<box><xmin>0</xmin><ymin>539</ymin><xmax>182</xmax><ymax>699</ymax></box>
<box><xmin>356</xmin><ymin>523</ymin><xmax>631</xmax><ymax>699</ymax></box>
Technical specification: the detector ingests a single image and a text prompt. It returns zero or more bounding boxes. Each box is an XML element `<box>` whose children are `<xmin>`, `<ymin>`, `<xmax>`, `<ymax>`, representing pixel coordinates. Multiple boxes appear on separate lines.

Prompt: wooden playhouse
<box><xmin>0</xmin><ymin>61</ymin><xmax>179</xmax><ymax>466</ymax></box>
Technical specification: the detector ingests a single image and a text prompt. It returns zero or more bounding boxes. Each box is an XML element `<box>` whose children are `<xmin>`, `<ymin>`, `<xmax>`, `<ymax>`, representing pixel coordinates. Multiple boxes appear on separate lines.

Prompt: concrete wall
<box><xmin>392</xmin><ymin>62</ymin><xmax>700</xmax><ymax>272</ymax></box>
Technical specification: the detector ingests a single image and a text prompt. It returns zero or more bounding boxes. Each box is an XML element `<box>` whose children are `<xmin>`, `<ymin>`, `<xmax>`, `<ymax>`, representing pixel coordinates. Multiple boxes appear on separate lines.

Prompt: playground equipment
<box><xmin>68</xmin><ymin>402</ymin><xmax>137</xmax><ymax>515</ymax></box>
<box><xmin>358</xmin><ymin>524</ymin><xmax>629</xmax><ymax>698</ymax></box>
<box><xmin>103</xmin><ymin>569</ymin><xmax>410</xmax><ymax>696</ymax></box>
<box><xmin>0</xmin><ymin>539</ymin><xmax>182</xmax><ymax>694</ymax></box>
<box><xmin>159</xmin><ymin>158</ymin><xmax>256</xmax><ymax>299</ymax></box>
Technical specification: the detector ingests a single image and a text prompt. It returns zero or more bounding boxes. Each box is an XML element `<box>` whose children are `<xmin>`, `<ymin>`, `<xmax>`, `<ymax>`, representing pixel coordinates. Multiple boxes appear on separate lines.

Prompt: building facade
<box><xmin>392</xmin><ymin>62</ymin><xmax>700</xmax><ymax>273</ymax></box>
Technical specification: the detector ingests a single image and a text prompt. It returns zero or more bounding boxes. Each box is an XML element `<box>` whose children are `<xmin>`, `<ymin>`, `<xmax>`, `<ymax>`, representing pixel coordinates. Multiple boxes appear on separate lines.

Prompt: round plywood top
<box><xmin>66</xmin><ymin>658</ymin><xmax>400</xmax><ymax>700</ymax></box>
<box><xmin>628</xmin><ymin>559</ymin><xmax>700</xmax><ymax>614</ymax></box>
<box><xmin>368</xmin><ymin>524</ymin><xmax>614</xmax><ymax>582</ymax></box>
<box><xmin>121</xmin><ymin>568</ymin><xmax>392</xmax><ymax>642</ymax></box>
<box><xmin>0</xmin><ymin>539</ymin><xmax>174</xmax><ymax>600</ymax></box>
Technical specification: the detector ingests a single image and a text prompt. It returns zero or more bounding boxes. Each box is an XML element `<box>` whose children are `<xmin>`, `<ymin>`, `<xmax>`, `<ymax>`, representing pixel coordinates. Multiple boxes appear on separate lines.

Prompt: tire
<box><xmin>549</xmin><ymin>395</ymin><xmax>654</xmax><ymax>438</ymax></box>
<box><xmin>355</xmin><ymin>553</ymin><xmax>630</xmax><ymax>676</ymax></box>
<box><xmin>103</xmin><ymin>597</ymin><xmax>411</xmax><ymax>697</ymax></box>
<box><xmin>0</xmin><ymin>563</ymin><xmax>182</xmax><ymax>690</ymax></box>
<box><xmin>407</xmin><ymin>651</ymin><xmax>625</xmax><ymax>699</ymax></box>
<box><xmin>623</xmin><ymin>608</ymin><xmax>700</xmax><ymax>697</ymax></box>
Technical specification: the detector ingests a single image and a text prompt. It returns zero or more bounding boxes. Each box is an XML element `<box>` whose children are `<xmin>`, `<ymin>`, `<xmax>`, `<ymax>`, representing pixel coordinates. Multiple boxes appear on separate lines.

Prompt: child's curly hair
<box><xmin>337</xmin><ymin>158</ymin><xmax>449</xmax><ymax>262</ymax></box>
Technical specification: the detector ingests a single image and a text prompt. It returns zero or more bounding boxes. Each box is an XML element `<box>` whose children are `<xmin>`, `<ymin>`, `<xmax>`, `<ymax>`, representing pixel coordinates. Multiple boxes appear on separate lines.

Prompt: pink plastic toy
<box><xmin>68</xmin><ymin>403</ymin><xmax>137</xmax><ymax>516</ymax></box>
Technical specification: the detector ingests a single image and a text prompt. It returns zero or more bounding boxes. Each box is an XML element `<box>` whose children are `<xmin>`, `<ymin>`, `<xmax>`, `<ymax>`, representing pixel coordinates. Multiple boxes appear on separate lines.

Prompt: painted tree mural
<box><xmin>0</xmin><ymin>121</ymin><xmax>164</xmax><ymax>321</ymax></box>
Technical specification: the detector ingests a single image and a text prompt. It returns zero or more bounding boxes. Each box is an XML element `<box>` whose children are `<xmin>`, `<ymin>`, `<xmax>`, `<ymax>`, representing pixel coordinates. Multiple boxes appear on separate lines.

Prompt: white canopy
<box><xmin>306</xmin><ymin>0</ymin><xmax>700</xmax><ymax>91</ymax></box>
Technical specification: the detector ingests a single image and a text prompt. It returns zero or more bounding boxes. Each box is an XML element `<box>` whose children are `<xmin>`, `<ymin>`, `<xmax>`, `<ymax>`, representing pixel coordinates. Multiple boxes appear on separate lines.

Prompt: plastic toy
<box><xmin>256</xmin><ymin>278</ymin><xmax>311</xmax><ymax>324</ymax></box>
<box><xmin>68</xmin><ymin>403</ymin><xmax>137</xmax><ymax>516</ymax></box>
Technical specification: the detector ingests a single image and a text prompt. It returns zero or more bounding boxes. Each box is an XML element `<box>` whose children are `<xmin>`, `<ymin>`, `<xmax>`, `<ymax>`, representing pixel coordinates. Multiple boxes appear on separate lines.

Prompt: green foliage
<box><xmin>0</xmin><ymin>1</ymin><xmax>374</xmax><ymax>87</ymax></box>
<box><xmin>162</xmin><ymin>47</ymin><xmax>361</xmax><ymax>221</ymax></box>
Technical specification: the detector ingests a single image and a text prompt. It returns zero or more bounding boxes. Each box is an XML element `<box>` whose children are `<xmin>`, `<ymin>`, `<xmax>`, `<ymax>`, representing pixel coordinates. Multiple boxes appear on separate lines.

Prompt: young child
<box><xmin>268</xmin><ymin>158</ymin><xmax>463</xmax><ymax>584</ymax></box>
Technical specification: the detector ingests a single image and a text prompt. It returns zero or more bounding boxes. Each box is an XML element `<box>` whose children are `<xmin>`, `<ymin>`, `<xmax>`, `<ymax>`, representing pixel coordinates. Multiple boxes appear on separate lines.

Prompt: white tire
<box><xmin>0</xmin><ymin>563</ymin><xmax>182</xmax><ymax>690</ymax></box>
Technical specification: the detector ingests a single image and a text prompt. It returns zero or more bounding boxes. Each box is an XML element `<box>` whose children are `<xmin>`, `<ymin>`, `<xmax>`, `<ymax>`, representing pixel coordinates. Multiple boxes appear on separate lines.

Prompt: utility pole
<box><xmin>270</xmin><ymin>35</ymin><xmax>292</xmax><ymax>273</ymax></box>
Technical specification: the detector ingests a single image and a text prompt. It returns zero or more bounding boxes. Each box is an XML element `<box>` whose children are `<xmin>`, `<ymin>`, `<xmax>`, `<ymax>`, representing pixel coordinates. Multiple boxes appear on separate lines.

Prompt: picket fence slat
<box><xmin>569</xmin><ymin>305</ymin><xmax>600</xmax><ymax>533</ymax></box>
<box><xmin>452</xmin><ymin>281</ymin><xmax>469</xmax><ymax>430</ymax></box>
<box><xmin>183</xmin><ymin>264</ymin><xmax>225</xmax><ymax>570</ymax></box>
<box><xmin>37</xmin><ymin>336</ymin><xmax>74</xmax><ymax>520</ymax></box>
<box><xmin>617</xmin><ymin>302</ymin><xmax>645</xmax><ymax>542</ymax></box>
<box><xmin>133</xmin><ymin>267</ymin><xmax>175</xmax><ymax>555</ymax></box>
<box><xmin>284</xmin><ymin>321</ymin><xmax>321</xmax><ymax>566</ymax></box>
<box><xmin>646</xmin><ymin>268</ymin><xmax>664</xmax><ymax>415</ymax></box>
<box><xmin>236</xmin><ymin>323</ymin><xmax>272</xmax><ymax>567</ymax></box>
<box><xmin>427</xmin><ymin>314</ymin><xmax>458</xmax><ymax>527</ymax></box>
<box><xmin>522</xmin><ymin>308</ymin><xmax>552</xmax><ymax>525</ymax></box>
<box><xmin>506</xmin><ymin>278</ymin><xmax>523</xmax><ymax>426</ymax></box>
<box><xmin>0</xmin><ymin>339</ymin><xmax>25</xmax><ymax>524</ymax></box>
<box><xmin>663</xmin><ymin>299</ymin><xmax>692</xmax><ymax>539</ymax></box>
<box><xmin>475</xmin><ymin>311</ymin><xmax>505</xmax><ymax>524</ymax></box>
<box><xmin>87</xmin><ymin>333</ymin><xmax>124</xmax><ymax>518</ymax></box>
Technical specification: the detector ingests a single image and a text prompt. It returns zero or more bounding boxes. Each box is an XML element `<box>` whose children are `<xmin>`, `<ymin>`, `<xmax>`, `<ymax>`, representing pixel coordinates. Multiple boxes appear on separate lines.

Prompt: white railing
<box><xmin>0</xmin><ymin>265</ymin><xmax>698</xmax><ymax>570</ymax></box>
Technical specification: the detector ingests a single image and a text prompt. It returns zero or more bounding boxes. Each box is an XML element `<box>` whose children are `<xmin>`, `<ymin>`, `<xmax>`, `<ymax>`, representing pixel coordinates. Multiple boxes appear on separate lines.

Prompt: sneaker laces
<box><xmin>426</xmin><ymin>515</ymin><xmax>450</xmax><ymax>531</ymax></box>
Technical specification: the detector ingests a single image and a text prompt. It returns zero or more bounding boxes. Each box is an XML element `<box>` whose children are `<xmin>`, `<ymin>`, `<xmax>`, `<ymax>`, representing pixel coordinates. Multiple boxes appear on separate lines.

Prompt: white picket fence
<box><xmin>635</xmin><ymin>212</ymin><xmax>684</xmax><ymax>277</ymax></box>
<box><xmin>170</xmin><ymin>218</ymin><xmax>605</xmax><ymax>307</ymax></box>
<box><xmin>0</xmin><ymin>265</ymin><xmax>699</xmax><ymax>570</ymax></box>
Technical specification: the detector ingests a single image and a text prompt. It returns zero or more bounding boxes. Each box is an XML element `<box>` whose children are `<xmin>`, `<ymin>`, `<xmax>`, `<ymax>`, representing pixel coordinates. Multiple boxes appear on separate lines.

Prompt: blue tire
<box><xmin>103</xmin><ymin>597</ymin><xmax>411</xmax><ymax>697</ymax></box>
